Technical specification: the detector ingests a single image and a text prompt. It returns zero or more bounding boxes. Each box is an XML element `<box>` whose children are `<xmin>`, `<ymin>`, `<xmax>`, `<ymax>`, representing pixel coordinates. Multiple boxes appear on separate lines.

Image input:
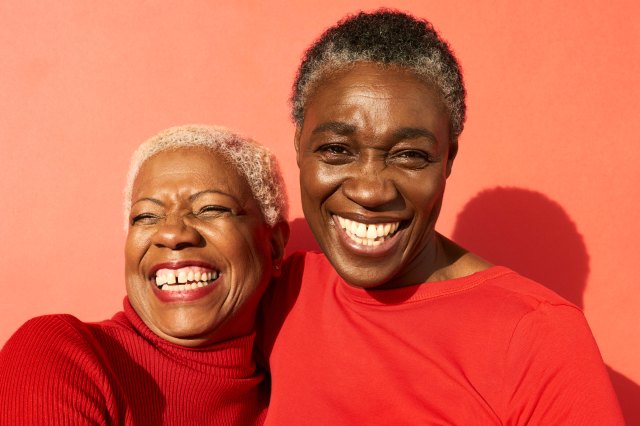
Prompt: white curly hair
<box><xmin>123</xmin><ymin>125</ymin><xmax>288</xmax><ymax>230</ymax></box>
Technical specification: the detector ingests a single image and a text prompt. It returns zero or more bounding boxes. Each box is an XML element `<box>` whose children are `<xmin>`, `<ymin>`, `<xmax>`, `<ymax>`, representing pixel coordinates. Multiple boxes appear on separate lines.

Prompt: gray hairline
<box><xmin>123</xmin><ymin>125</ymin><xmax>288</xmax><ymax>231</ymax></box>
<box><xmin>293</xmin><ymin>56</ymin><xmax>465</xmax><ymax>141</ymax></box>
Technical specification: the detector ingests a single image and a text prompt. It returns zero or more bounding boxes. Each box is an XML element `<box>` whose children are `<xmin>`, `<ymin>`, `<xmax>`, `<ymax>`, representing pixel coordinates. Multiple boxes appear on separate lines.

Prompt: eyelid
<box><xmin>193</xmin><ymin>205</ymin><xmax>237</xmax><ymax>218</ymax></box>
<box><xmin>197</xmin><ymin>205</ymin><xmax>232</xmax><ymax>212</ymax></box>
<box><xmin>316</xmin><ymin>142</ymin><xmax>352</xmax><ymax>153</ymax></box>
<box><xmin>131</xmin><ymin>212</ymin><xmax>161</xmax><ymax>225</ymax></box>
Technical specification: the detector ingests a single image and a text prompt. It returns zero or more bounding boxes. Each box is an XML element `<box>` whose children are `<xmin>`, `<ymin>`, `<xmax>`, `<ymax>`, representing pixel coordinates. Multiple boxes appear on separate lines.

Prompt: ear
<box><xmin>294</xmin><ymin>127</ymin><xmax>302</xmax><ymax>167</ymax></box>
<box><xmin>446</xmin><ymin>138</ymin><xmax>458</xmax><ymax>178</ymax></box>
<box><xmin>269</xmin><ymin>220</ymin><xmax>290</xmax><ymax>276</ymax></box>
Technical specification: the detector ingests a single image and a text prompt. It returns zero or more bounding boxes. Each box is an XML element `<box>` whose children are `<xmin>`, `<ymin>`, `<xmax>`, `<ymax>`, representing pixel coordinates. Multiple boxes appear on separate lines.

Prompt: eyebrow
<box><xmin>311</xmin><ymin>121</ymin><xmax>357</xmax><ymax>136</ymax></box>
<box><xmin>392</xmin><ymin>127</ymin><xmax>438</xmax><ymax>144</ymax></box>
<box><xmin>131</xmin><ymin>197</ymin><xmax>164</xmax><ymax>208</ymax></box>
<box><xmin>312</xmin><ymin>122</ymin><xmax>439</xmax><ymax>145</ymax></box>
<box><xmin>131</xmin><ymin>190</ymin><xmax>243</xmax><ymax>208</ymax></box>
<box><xmin>188</xmin><ymin>189</ymin><xmax>242</xmax><ymax>205</ymax></box>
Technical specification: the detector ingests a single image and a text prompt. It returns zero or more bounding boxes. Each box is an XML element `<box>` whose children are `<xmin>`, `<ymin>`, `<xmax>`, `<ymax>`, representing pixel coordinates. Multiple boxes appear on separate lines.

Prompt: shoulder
<box><xmin>473</xmin><ymin>266</ymin><xmax>578</xmax><ymax>312</ymax></box>
<box><xmin>3</xmin><ymin>314</ymin><xmax>97</xmax><ymax>351</ymax></box>
<box><xmin>0</xmin><ymin>314</ymin><xmax>110</xmax><ymax>377</ymax></box>
<box><xmin>0</xmin><ymin>315</ymin><xmax>116</xmax><ymax>423</ymax></box>
<box><xmin>500</xmin><ymin>294</ymin><xmax>623</xmax><ymax>423</ymax></box>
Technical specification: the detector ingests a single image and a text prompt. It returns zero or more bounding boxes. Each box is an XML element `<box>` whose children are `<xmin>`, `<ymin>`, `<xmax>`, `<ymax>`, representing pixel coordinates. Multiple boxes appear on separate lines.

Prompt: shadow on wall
<box><xmin>451</xmin><ymin>186</ymin><xmax>639</xmax><ymax>425</ymax></box>
<box><xmin>285</xmin><ymin>217</ymin><xmax>321</xmax><ymax>256</ymax></box>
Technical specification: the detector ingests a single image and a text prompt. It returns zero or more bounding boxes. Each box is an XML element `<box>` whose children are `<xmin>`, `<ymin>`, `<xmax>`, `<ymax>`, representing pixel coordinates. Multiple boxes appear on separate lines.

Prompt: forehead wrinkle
<box><xmin>131</xmin><ymin>197</ymin><xmax>164</xmax><ymax>208</ymax></box>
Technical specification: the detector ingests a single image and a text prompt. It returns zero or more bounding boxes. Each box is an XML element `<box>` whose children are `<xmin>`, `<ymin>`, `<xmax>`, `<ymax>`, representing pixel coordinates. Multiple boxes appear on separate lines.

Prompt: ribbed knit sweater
<box><xmin>0</xmin><ymin>299</ymin><xmax>267</xmax><ymax>425</ymax></box>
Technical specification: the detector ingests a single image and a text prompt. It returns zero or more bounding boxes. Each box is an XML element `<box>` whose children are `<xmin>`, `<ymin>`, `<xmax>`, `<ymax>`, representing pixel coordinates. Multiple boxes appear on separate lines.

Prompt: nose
<box><xmin>341</xmin><ymin>156</ymin><xmax>400</xmax><ymax>209</ymax></box>
<box><xmin>151</xmin><ymin>215</ymin><xmax>203</xmax><ymax>250</ymax></box>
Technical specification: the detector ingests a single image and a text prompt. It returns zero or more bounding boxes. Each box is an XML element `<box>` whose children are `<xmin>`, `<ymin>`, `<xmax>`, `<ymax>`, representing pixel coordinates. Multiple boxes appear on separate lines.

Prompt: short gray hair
<box><xmin>291</xmin><ymin>9</ymin><xmax>466</xmax><ymax>140</ymax></box>
<box><xmin>124</xmin><ymin>125</ymin><xmax>288</xmax><ymax>229</ymax></box>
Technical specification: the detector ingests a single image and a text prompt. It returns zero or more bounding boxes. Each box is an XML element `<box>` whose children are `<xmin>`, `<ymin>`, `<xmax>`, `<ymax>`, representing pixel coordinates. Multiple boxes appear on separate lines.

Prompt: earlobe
<box><xmin>270</xmin><ymin>221</ymin><xmax>290</xmax><ymax>276</ymax></box>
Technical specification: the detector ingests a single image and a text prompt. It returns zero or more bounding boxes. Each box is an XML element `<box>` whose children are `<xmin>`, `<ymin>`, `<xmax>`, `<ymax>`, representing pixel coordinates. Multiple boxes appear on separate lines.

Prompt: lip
<box><xmin>331</xmin><ymin>214</ymin><xmax>404</xmax><ymax>257</ymax></box>
<box><xmin>148</xmin><ymin>260</ymin><xmax>218</xmax><ymax>279</ymax></box>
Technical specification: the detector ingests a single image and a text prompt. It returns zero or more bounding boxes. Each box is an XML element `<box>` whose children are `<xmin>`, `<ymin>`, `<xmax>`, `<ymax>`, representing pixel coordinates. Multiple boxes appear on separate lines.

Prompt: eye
<box><xmin>131</xmin><ymin>213</ymin><xmax>161</xmax><ymax>225</ymax></box>
<box><xmin>316</xmin><ymin>143</ymin><xmax>354</xmax><ymax>165</ymax></box>
<box><xmin>387</xmin><ymin>149</ymin><xmax>432</xmax><ymax>169</ymax></box>
<box><xmin>194</xmin><ymin>205</ymin><xmax>233</xmax><ymax>218</ymax></box>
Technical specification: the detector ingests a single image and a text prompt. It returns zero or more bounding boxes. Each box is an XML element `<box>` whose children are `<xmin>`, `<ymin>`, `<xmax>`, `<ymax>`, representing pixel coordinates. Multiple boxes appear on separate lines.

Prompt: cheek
<box><xmin>124</xmin><ymin>230</ymin><xmax>150</xmax><ymax>270</ymax></box>
<box><xmin>300</xmin><ymin>160</ymin><xmax>342</xmax><ymax>200</ymax></box>
<box><xmin>217</xmin><ymin>224</ymin><xmax>271</xmax><ymax>269</ymax></box>
<box><xmin>400</xmin><ymin>173</ymin><xmax>447</xmax><ymax>210</ymax></box>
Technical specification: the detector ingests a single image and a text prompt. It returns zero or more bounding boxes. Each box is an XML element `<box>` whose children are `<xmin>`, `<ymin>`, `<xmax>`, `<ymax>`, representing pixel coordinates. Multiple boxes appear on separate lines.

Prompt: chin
<box><xmin>333</xmin><ymin>263</ymin><xmax>394</xmax><ymax>289</ymax></box>
<box><xmin>160</xmin><ymin>319</ymin><xmax>218</xmax><ymax>339</ymax></box>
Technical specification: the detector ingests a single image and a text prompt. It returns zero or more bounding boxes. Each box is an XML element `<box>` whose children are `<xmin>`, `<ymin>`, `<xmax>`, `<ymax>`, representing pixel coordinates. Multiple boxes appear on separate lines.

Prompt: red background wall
<box><xmin>1</xmin><ymin>1</ymin><xmax>638</xmax><ymax>420</ymax></box>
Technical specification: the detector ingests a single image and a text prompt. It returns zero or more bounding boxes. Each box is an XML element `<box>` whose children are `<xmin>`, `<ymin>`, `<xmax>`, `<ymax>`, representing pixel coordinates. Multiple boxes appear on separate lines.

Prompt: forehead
<box><xmin>306</xmin><ymin>63</ymin><xmax>446</xmax><ymax>120</ymax></box>
<box><xmin>302</xmin><ymin>63</ymin><xmax>449</xmax><ymax>139</ymax></box>
<box><xmin>133</xmin><ymin>147</ymin><xmax>249</xmax><ymax>196</ymax></box>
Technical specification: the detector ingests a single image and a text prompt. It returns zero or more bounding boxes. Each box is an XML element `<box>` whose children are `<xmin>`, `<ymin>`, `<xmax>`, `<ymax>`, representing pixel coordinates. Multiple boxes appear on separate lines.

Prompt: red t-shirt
<box><xmin>259</xmin><ymin>251</ymin><xmax>623</xmax><ymax>425</ymax></box>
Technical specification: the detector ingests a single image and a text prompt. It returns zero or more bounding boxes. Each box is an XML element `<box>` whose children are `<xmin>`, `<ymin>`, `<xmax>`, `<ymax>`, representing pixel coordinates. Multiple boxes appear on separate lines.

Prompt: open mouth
<box><xmin>334</xmin><ymin>215</ymin><xmax>400</xmax><ymax>246</ymax></box>
<box><xmin>153</xmin><ymin>266</ymin><xmax>220</xmax><ymax>292</ymax></box>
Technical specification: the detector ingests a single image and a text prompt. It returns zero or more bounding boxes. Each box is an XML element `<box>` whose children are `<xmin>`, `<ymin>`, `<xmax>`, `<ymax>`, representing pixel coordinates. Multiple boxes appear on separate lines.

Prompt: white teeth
<box><xmin>350</xmin><ymin>221</ymin><xmax>358</xmax><ymax>235</ymax></box>
<box><xmin>154</xmin><ymin>266</ymin><xmax>221</xmax><ymax>290</ymax></box>
<box><xmin>366</xmin><ymin>224</ymin><xmax>377</xmax><ymax>239</ymax></box>
<box><xmin>159</xmin><ymin>280</ymin><xmax>214</xmax><ymax>292</ymax></box>
<box><xmin>335</xmin><ymin>216</ymin><xmax>401</xmax><ymax>246</ymax></box>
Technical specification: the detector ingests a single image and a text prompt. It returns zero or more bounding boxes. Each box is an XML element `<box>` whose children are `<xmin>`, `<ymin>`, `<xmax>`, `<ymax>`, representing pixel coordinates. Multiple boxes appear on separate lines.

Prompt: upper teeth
<box><xmin>335</xmin><ymin>216</ymin><xmax>400</xmax><ymax>246</ymax></box>
<box><xmin>154</xmin><ymin>266</ymin><xmax>219</xmax><ymax>290</ymax></box>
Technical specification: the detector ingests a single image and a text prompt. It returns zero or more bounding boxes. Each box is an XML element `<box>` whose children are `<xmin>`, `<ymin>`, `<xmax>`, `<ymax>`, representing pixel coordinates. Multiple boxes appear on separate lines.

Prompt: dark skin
<box><xmin>295</xmin><ymin>62</ymin><xmax>490</xmax><ymax>289</ymax></box>
<box><xmin>125</xmin><ymin>147</ymin><xmax>289</xmax><ymax>346</ymax></box>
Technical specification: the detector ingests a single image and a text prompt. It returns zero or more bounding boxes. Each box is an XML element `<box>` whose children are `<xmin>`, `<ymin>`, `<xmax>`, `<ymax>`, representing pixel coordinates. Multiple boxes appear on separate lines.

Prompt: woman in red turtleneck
<box><xmin>0</xmin><ymin>125</ymin><xmax>289</xmax><ymax>425</ymax></box>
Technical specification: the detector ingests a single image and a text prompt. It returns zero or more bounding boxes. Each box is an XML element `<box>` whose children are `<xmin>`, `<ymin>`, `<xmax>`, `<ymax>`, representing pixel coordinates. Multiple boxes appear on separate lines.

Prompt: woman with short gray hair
<box><xmin>259</xmin><ymin>9</ymin><xmax>623</xmax><ymax>424</ymax></box>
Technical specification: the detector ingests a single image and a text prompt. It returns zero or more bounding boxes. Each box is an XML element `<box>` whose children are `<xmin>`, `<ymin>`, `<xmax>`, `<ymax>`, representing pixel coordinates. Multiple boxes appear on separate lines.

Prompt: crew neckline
<box><xmin>336</xmin><ymin>264</ymin><xmax>514</xmax><ymax>306</ymax></box>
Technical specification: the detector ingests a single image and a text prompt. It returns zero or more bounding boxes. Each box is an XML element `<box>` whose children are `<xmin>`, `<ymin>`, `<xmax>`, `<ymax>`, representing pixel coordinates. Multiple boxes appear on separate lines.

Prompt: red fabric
<box><xmin>0</xmin><ymin>298</ymin><xmax>267</xmax><ymax>425</ymax></box>
<box><xmin>259</xmin><ymin>251</ymin><xmax>623</xmax><ymax>425</ymax></box>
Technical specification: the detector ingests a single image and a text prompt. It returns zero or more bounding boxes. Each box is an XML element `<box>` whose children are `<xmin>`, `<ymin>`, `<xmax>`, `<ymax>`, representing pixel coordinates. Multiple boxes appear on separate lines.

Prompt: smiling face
<box><xmin>296</xmin><ymin>62</ymin><xmax>456</xmax><ymax>289</ymax></box>
<box><xmin>125</xmin><ymin>147</ymin><xmax>284</xmax><ymax>346</ymax></box>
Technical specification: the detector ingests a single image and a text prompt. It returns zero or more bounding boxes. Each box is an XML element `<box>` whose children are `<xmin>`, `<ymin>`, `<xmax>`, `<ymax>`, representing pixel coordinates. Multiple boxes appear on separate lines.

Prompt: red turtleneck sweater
<box><xmin>0</xmin><ymin>299</ymin><xmax>267</xmax><ymax>425</ymax></box>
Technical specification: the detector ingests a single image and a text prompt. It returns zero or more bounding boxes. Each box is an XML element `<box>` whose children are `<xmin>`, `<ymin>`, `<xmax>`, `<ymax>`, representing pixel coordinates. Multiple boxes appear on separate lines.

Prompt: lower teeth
<box><xmin>345</xmin><ymin>231</ymin><xmax>389</xmax><ymax>246</ymax></box>
<box><xmin>160</xmin><ymin>281</ymin><xmax>210</xmax><ymax>291</ymax></box>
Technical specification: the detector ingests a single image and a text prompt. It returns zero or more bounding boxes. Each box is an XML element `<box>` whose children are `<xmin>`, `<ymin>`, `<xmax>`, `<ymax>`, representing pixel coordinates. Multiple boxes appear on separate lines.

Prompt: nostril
<box><xmin>152</xmin><ymin>222</ymin><xmax>203</xmax><ymax>249</ymax></box>
<box><xmin>342</xmin><ymin>176</ymin><xmax>400</xmax><ymax>209</ymax></box>
<box><xmin>173</xmin><ymin>241</ymin><xmax>194</xmax><ymax>250</ymax></box>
